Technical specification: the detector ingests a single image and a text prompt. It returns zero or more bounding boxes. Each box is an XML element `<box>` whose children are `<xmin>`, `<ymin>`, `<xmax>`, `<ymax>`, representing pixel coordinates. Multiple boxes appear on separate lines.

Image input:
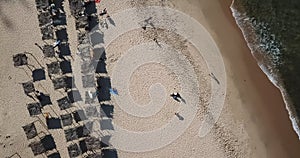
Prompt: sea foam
<box><xmin>230</xmin><ymin>0</ymin><xmax>300</xmax><ymax>140</ymax></box>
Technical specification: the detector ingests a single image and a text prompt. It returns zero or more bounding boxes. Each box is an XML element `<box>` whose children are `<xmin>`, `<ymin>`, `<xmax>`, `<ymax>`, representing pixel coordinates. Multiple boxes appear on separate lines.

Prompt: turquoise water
<box><xmin>231</xmin><ymin>0</ymin><xmax>300</xmax><ymax>136</ymax></box>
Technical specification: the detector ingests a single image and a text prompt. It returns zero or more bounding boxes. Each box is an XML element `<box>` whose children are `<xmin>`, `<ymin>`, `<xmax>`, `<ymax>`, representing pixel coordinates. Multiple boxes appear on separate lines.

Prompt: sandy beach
<box><xmin>0</xmin><ymin>0</ymin><xmax>300</xmax><ymax>158</ymax></box>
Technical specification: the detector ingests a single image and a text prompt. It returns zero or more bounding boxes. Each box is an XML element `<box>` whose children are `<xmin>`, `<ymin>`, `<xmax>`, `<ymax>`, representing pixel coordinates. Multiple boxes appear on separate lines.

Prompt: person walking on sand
<box><xmin>53</xmin><ymin>40</ymin><xmax>61</xmax><ymax>48</ymax></box>
<box><xmin>170</xmin><ymin>92</ymin><xmax>182</xmax><ymax>102</ymax></box>
<box><xmin>99</xmin><ymin>8</ymin><xmax>109</xmax><ymax>17</ymax></box>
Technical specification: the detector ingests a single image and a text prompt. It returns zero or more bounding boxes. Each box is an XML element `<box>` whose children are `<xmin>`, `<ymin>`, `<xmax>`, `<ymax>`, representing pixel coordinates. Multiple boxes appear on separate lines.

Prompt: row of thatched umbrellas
<box><xmin>12</xmin><ymin>0</ymin><xmax>117</xmax><ymax>158</ymax></box>
<box><xmin>67</xmin><ymin>0</ymin><xmax>118</xmax><ymax>157</ymax></box>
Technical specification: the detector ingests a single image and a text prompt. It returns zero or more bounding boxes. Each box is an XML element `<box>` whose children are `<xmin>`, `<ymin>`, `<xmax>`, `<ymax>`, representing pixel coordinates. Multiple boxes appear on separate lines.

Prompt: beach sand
<box><xmin>0</xmin><ymin>0</ymin><xmax>299</xmax><ymax>158</ymax></box>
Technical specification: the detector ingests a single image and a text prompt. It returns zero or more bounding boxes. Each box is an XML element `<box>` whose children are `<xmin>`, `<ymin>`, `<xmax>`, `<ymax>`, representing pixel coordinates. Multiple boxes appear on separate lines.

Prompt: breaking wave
<box><xmin>230</xmin><ymin>0</ymin><xmax>300</xmax><ymax>139</ymax></box>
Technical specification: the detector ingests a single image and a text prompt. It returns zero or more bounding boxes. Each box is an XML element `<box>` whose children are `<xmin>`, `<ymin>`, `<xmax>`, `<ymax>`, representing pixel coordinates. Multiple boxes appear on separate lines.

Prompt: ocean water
<box><xmin>230</xmin><ymin>0</ymin><xmax>300</xmax><ymax>138</ymax></box>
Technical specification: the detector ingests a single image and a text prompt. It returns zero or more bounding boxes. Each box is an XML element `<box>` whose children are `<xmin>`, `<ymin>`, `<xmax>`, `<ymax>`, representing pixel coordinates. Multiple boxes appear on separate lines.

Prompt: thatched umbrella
<box><xmin>22</xmin><ymin>81</ymin><xmax>35</xmax><ymax>95</ymax></box>
<box><xmin>29</xmin><ymin>141</ymin><xmax>45</xmax><ymax>156</ymax></box>
<box><xmin>41</xmin><ymin>26</ymin><xmax>54</xmax><ymax>40</ymax></box>
<box><xmin>68</xmin><ymin>143</ymin><xmax>82</xmax><ymax>158</ymax></box>
<box><xmin>43</xmin><ymin>45</ymin><xmax>55</xmax><ymax>58</ymax></box>
<box><xmin>27</xmin><ymin>103</ymin><xmax>42</xmax><ymax>116</ymax></box>
<box><xmin>38</xmin><ymin>12</ymin><xmax>52</xmax><ymax>27</ymax></box>
<box><xmin>85</xmin><ymin>106</ymin><xmax>98</xmax><ymax>117</ymax></box>
<box><xmin>57</xmin><ymin>96</ymin><xmax>72</xmax><ymax>110</ymax></box>
<box><xmin>84</xmin><ymin>136</ymin><xmax>101</xmax><ymax>151</ymax></box>
<box><xmin>64</xmin><ymin>128</ymin><xmax>78</xmax><ymax>142</ymax></box>
<box><xmin>13</xmin><ymin>53</ymin><xmax>28</xmax><ymax>67</ymax></box>
<box><xmin>85</xmin><ymin>152</ymin><xmax>102</xmax><ymax>158</ymax></box>
<box><xmin>61</xmin><ymin>113</ymin><xmax>73</xmax><ymax>127</ymax></box>
<box><xmin>47</xmin><ymin>61</ymin><xmax>62</xmax><ymax>77</ymax></box>
<box><xmin>52</xmin><ymin>77</ymin><xmax>67</xmax><ymax>90</ymax></box>
<box><xmin>22</xmin><ymin>123</ymin><xmax>38</xmax><ymax>139</ymax></box>
<box><xmin>35</xmin><ymin>0</ymin><xmax>50</xmax><ymax>10</ymax></box>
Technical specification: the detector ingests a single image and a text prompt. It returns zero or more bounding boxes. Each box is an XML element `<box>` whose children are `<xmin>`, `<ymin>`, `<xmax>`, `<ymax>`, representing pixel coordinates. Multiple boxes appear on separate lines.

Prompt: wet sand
<box><xmin>202</xmin><ymin>0</ymin><xmax>300</xmax><ymax>157</ymax></box>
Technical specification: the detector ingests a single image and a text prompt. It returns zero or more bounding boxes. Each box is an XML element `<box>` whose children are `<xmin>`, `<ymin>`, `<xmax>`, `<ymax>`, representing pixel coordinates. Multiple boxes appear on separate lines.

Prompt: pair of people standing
<box><xmin>170</xmin><ymin>92</ymin><xmax>182</xmax><ymax>102</ymax></box>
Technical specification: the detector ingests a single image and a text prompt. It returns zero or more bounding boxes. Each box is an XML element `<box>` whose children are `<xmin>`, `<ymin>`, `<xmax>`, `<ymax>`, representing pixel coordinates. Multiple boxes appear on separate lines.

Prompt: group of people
<box><xmin>170</xmin><ymin>92</ymin><xmax>183</xmax><ymax>102</ymax></box>
<box><xmin>170</xmin><ymin>92</ymin><xmax>185</xmax><ymax>120</ymax></box>
<box><xmin>99</xmin><ymin>8</ymin><xmax>110</xmax><ymax>18</ymax></box>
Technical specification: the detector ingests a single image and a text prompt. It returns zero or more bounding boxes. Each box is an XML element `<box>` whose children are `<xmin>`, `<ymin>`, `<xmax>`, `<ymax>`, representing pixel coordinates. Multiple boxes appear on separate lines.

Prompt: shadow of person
<box><xmin>170</xmin><ymin>93</ymin><xmax>180</xmax><ymax>102</ymax></box>
<box><xmin>35</xmin><ymin>91</ymin><xmax>52</xmax><ymax>107</ymax></box>
<box><xmin>107</xmin><ymin>16</ymin><xmax>115</xmax><ymax>26</ymax></box>
<box><xmin>180</xmin><ymin>97</ymin><xmax>186</xmax><ymax>104</ymax></box>
<box><xmin>175</xmin><ymin>113</ymin><xmax>184</xmax><ymax>120</ymax></box>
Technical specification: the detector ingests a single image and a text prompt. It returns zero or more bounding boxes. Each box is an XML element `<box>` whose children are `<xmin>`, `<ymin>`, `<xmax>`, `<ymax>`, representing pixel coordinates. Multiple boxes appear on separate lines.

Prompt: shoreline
<box><xmin>230</xmin><ymin>0</ymin><xmax>300</xmax><ymax>140</ymax></box>
<box><xmin>218</xmin><ymin>0</ymin><xmax>300</xmax><ymax>157</ymax></box>
<box><xmin>175</xmin><ymin>0</ymin><xmax>300</xmax><ymax>156</ymax></box>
